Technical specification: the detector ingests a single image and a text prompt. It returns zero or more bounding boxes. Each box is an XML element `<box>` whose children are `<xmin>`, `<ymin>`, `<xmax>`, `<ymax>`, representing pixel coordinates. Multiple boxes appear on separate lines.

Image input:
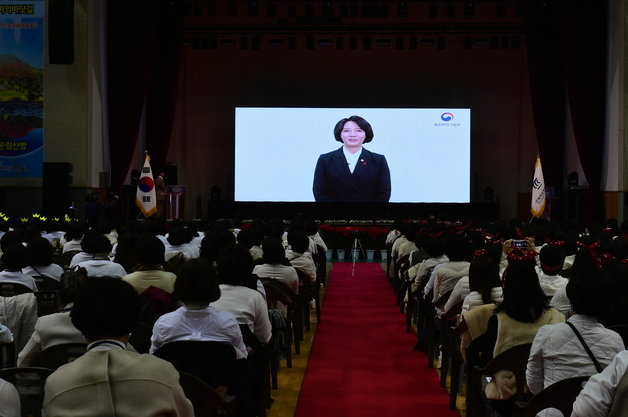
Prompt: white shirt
<box><xmin>414</xmin><ymin>255</ymin><xmax>448</xmax><ymax>287</ymax></box>
<box><xmin>249</xmin><ymin>246</ymin><xmax>263</xmax><ymax>261</ymax></box>
<box><xmin>61</xmin><ymin>239</ymin><xmax>82</xmax><ymax>254</ymax></box>
<box><xmin>527</xmin><ymin>315</ymin><xmax>625</xmax><ymax>416</ymax></box>
<box><xmin>0</xmin><ymin>270</ymin><xmax>38</xmax><ymax>291</ymax></box>
<box><xmin>439</xmin><ymin>276</ymin><xmax>469</xmax><ymax>316</ymax></box>
<box><xmin>165</xmin><ymin>243</ymin><xmax>200</xmax><ymax>261</ymax></box>
<box><xmin>211</xmin><ymin>285</ymin><xmax>272</xmax><ymax>344</ymax></box>
<box><xmin>0</xmin><ymin>378</ymin><xmax>20</xmax><ymax>417</ymax></box>
<box><xmin>23</xmin><ymin>264</ymin><xmax>64</xmax><ymax>281</ymax></box>
<box><xmin>536</xmin><ymin>267</ymin><xmax>569</xmax><ymax>297</ymax></box>
<box><xmin>285</xmin><ymin>250</ymin><xmax>316</xmax><ymax>283</ymax></box>
<box><xmin>550</xmin><ymin>286</ymin><xmax>571</xmax><ymax>317</ymax></box>
<box><xmin>571</xmin><ymin>350</ymin><xmax>628</xmax><ymax>417</ymax></box>
<box><xmin>150</xmin><ymin>306</ymin><xmax>247</xmax><ymax>359</ymax></box>
<box><xmin>462</xmin><ymin>287</ymin><xmax>503</xmax><ymax>313</ymax></box>
<box><xmin>69</xmin><ymin>251</ymin><xmax>92</xmax><ymax>268</ymax></box>
<box><xmin>309</xmin><ymin>232</ymin><xmax>328</xmax><ymax>253</ymax></box>
<box><xmin>252</xmin><ymin>264</ymin><xmax>299</xmax><ymax>294</ymax></box>
<box><xmin>342</xmin><ymin>146</ymin><xmax>361</xmax><ymax>173</ymax></box>
<box><xmin>76</xmin><ymin>259</ymin><xmax>127</xmax><ymax>279</ymax></box>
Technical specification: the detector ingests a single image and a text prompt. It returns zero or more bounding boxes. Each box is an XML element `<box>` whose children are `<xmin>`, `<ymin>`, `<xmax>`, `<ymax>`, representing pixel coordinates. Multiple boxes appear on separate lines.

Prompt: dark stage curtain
<box><xmin>526</xmin><ymin>0</ymin><xmax>608</xmax><ymax>223</ymax></box>
<box><xmin>106</xmin><ymin>0</ymin><xmax>183</xmax><ymax>192</ymax></box>
<box><xmin>526</xmin><ymin>1</ymin><xmax>566</xmax><ymax>216</ymax></box>
<box><xmin>558</xmin><ymin>0</ymin><xmax>608</xmax><ymax>223</ymax></box>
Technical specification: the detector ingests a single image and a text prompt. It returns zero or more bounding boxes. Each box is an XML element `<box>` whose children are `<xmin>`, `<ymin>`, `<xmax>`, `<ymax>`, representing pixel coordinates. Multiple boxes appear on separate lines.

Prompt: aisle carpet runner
<box><xmin>294</xmin><ymin>263</ymin><xmax>459</xmax><ymax>417</ymax></box>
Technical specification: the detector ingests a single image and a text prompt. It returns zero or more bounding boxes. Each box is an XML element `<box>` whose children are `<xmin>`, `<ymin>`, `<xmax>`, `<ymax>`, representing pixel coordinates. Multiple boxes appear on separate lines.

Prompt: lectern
<box><xmin>164</xmin><ymin>185</ymin><xmax>187</xmax><ymax>219</ymax></box>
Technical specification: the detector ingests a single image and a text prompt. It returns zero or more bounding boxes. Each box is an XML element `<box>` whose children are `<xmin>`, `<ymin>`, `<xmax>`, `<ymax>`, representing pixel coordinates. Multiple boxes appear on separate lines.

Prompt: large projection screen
<box><xmin>235</xmin><ymin>107</ymin><xmax>470</xmax><ymax>203</ymax></box>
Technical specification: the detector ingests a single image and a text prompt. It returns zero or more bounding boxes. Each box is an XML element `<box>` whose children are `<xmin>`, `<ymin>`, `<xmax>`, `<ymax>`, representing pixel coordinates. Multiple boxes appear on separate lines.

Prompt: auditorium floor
<box><xmin>266</xmin><ymin>288</ymin><xmax>321</xmax><ymax>417</ymax></box>
<box><xmin>265</xmin><ymin>262</ymin><xmax>466</xmax><ymax>417</ymax></box>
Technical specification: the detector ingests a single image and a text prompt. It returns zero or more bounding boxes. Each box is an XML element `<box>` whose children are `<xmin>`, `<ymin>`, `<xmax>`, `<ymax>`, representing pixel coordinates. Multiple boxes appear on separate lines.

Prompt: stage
<box><xmin>207</xmin><ymin>201</ymin><xmax>497</xmax><ymax>222</ymax></box>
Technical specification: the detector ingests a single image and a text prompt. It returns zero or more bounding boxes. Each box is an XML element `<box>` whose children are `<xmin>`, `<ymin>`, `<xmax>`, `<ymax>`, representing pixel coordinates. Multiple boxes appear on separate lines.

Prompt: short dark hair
<box><xmin>134</xmin><ymin>235</ymin><xmax>166</xmax><ymax>265</ymax></box>
<box><xmin>216</xmin><ymin>245</ymin><xmax>254</xmax><ymax>286</ymax></box>
<box><xmin>0</xmin><ymin>231</ymin><xmax>21</xmax><ymax>253</ymax></box>
<box><xmin>1</xmin><ymin>243</ymin><xmax>28</xmax><ymax>269</ymax></box>
<box><xmin>27</xmin><ymin>236</ymin><xmax>54</xmax><ymax>266</ymax></box>
<box><xmin>539</xmin><ymin>245</ymin><xmax>566</xmax><ymax>276</ymax></box>
<box><xmin>59</xmin><ymin>268</ymin><xmax>87</xmax><ymax>305</ymax></box>
<box><xmin>287</xmin><ymin>232</ymin><xmax>310</xmax><ymax>254</ymax></box>
<box><xmin>261</xmin><ymin>237</ymin><xmax>289</xmax><ymax>265</ymax></box>
<box><xmin>71</xmin><ymin>277</ymin><xmax>140</xmax><ymax>340</ymax></box>
<box><xmin>174</xmin><ymin>258</ymin><xmax>221</xmax><ymax>304</ymax></box>
<box><xmin>333</xmin><ymin>115</ymin><xmax>374</xmax><ymax>143</ymax></box>
<box><xmin>87</xmin><ymin>234</ymin><xmax>112</xmax><ymax>255</ymax></box>
<box><xmin>200</xmin><ymin>230</ymin><xmax>237</xmax><ymax>261</ymax></box>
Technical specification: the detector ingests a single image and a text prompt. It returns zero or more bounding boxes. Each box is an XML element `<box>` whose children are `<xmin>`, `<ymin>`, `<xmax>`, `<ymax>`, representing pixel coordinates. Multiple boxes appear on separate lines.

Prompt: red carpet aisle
<box><xmin>294</xmin><ymin>263</ymin><xmax>459</xmax><ymax>417</ymax></box>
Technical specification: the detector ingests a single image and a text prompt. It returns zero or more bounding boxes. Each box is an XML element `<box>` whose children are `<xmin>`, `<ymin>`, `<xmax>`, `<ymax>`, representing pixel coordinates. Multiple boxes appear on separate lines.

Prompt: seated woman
<box><xmin>122</xmin><ymin>235</ymin><xmax>177</xmax><ymax>294</ymax></box>
<box><xmin>23</xmin><ymin>236</ymin><xmax>64</xmax><ymax>281</ymax></box>
<box><xmin>212</xmin><ymin>245</ymin><xmax>272</xmax><ymax>345</ymax></box>
<box><xmin>149</xmin><ymin>258</ymin><xmax>247</xmax><ymax>359</ymax></box>
<box><xmin>18</xmin><ymin>269</ymin><xmax>88</xmax><ymax>366</ymax></box>
<box><xmin>536</xmin><ymin>244</ymin><xmax>569</xmax><ymax>297</ymax></box>
<box><xmin>482</xmin><ymin>249</ymin><xmax>564</xmax><ymax>409</ymax></box>
<box><xmin>462</xmin><ymin>249</ymin><xmax>503</xmax><ymax>313</ymax></box>
<box><xmin>253</xmin><ymin>237</ymin><xmax>299</xmax><ymax>294</ymax></box>
<box><xmin>75</xmin><ymin>234</ymin><xmax>127</xmax><ymax>279</ymax></box>
<box><xmin>165</xmin><ymin>227</ymin><xmax>200</xmax><ymax>261</ymax></box>
<box><xmin>285</xmin><ymin>232</ymin><xmax>317</xmax><ymax>285</ymax></box>
<box><xmin>0</xmin><ymin>243</ymin><xmax>38</xmax><ymax>291</ymax></box>
<box><xmin>526</xmin><ymin>252</ymin><xmax>625</xmax><ymax>417</ymax></box>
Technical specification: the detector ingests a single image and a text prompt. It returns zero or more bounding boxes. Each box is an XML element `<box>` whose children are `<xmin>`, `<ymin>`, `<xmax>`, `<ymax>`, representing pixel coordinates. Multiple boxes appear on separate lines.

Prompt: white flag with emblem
<box><xmin>531</xmin><ymin>155</ymin><xmax>546</xmax><ymax>218</ymax></box>
<box><xmin>136</xmin><ymin>154</ymin><xmax>157</xmax><ymax>218</ymax></box>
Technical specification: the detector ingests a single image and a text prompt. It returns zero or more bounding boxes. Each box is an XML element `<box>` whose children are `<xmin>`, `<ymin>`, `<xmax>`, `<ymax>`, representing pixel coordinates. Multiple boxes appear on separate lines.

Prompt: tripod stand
<box><xmin>351</xmin><ymin>231</ymin><xmax>366</xmax><ymax>277</ymax></box>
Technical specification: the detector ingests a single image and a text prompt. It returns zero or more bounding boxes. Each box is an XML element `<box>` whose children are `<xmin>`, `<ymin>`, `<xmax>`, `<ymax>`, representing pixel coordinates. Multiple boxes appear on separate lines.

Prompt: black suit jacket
<box><xmin>312</xmin><ymin>147</ymin><xmax>391</xmax><ymax>202</ymax></box>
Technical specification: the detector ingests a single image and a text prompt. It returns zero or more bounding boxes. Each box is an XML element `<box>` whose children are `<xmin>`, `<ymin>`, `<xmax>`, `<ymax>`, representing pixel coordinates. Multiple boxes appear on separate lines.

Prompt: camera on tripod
<box><xmin>351</xmin><ymin>230</ymin><xmax>361</xmax><ymax>238</ymax></box>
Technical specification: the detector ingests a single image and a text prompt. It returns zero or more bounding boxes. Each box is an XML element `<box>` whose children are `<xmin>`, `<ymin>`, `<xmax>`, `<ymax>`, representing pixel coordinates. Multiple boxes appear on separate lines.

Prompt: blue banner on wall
<box><xmin>0</xmin><ymin>0</ymin><xmax>43</xmax><ymax>178</ymax></box>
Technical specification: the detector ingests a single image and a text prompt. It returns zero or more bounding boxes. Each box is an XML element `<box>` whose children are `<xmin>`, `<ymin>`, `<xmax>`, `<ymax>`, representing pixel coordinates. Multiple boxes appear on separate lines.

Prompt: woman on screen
<box><xmin>312</xmin><ymin>115</ymin><xmax>391</xmax><ymax>202</ymax></box>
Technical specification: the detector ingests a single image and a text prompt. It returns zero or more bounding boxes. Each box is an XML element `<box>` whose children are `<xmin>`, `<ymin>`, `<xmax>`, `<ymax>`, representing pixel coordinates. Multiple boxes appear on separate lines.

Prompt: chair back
<box><xmin>0</xmin><ymin>367</ymin><xmax>54</xmax><ymax>417</ymax></box>
<box><xmin>32</xmin><ymin>276</ymin><xmax>60</xmax><ymax>291</ymax></box>
<box><xmin>314</xmin><ymin>244</ymin><xmax>327</xmax><ymax>285</ymax></box>
<box><xmin>475</xmin><ymin>343</ymin><xmax>532</xmax><ymax>401</ymax></box>
<box><xmin>0</xmin><ymin>282</ymin><xmax>33</xmax><ymax>297</ymax></box>
<box><xmin>178</xmin><ymin>371</ymin><xmax>237</xmax><ymax>417</ymax></box>
<box><xmin>513</xmin><ymin>376</ymin><xmax>590</xmax><ymax>417</ymax></box>
<box><xmin>31</xmin><ymin>343</ymin><xmax>87</xmax><ymax>370</ymax></box>
<box><xmin>154</xmin><ymin>341</ymin><xmax>239</xmax><ymax>389</ymax></box>
<box><xmin>34</xmin><ymin>291</ymin><xmax>61</xmax><ymax>316</ymax></box>
<box><xmin>0</xmin><ymin>341</ymin><xmax>16</xmax><ymax>368</ymax></box>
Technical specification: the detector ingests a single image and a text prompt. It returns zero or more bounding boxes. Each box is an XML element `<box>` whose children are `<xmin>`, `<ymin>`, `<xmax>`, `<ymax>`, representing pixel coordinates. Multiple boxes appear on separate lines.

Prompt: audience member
<box><xmin>23</xmin><ymin>236</ymin><xmax>64</xmax><ymax>281</ymax></box>
<box><xmin>18</xmin><ymin>269</ymin><xmax>88</xmax><ymax>366</ymax></box>
<box><xmin>483</xmin><ymin>252</ymin><xmax>564</xmax><ymax>408</ymax></box>
<box><xmin>75</xmin><ymin>234</ymin><xmax>127</xmax><ymax>278</ymax></box>
<box><xmin>43</xmin><ymin>277</ymin><xmax>193</xmax><ymax>417</ymax></box>
<box><xmin>0</xmin><ymin>244</ymin><xmax>38</xmax><ymax>291</ymax></box>
<box><xmin>150</xmin><ymin>258</ymin><xmax>247</xmax><ymax>359</ymax></box>
<box><xmin>526</xmin><ymin>252</ymin><xmax>624</xmax><ymax>417</ymax></box>
<box><xmin>213</xmin><ymin>245</ymin><xmax>272</xmax><ymax>345</ymax></box>
<box><xmin>122</xmin><ymin>235</ymin><xmax>177</xmax><ymax>294</ymax></box>
<box><xmin>536</xmin><ymin>243</ymin><xmax>568</xmax><ymax>297</ymax></box>
<box><xmin>253</xmin><ymin>237</ymin><xmax>299</xmax><ymax>294</ymax></box>
<box><xmin>571</xmin><ymin>350</ymin><xmax>628</xmax><ymax>417</ymax></box>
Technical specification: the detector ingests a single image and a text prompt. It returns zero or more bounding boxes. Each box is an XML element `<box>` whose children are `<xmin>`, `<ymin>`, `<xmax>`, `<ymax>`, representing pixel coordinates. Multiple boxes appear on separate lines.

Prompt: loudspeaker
<box><xmin>42</xmin><ymin>162</ymin><xmax>73</xmax><ymax>216</ymax></box>
<box><xmin>164</xmin><ymin>165</ymin><xmax>177</xmax><ymax>186</ymax></box>
<box><xmin>48</xmin><ymin>0</ymin><xmax>74</xmax><ymax>64</ymax></box>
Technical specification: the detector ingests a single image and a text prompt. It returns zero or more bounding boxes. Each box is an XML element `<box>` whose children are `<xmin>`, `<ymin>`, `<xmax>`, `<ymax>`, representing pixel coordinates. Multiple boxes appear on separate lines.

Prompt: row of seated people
<box><xmin>0</xmin><ymin>217</ymin><xmax>329</xmax><ymax>417</ymax></box>
<box><xmin>386</xmin><ymin>218</ymin><xmax>628</xmax><ymax>417</ymax></box>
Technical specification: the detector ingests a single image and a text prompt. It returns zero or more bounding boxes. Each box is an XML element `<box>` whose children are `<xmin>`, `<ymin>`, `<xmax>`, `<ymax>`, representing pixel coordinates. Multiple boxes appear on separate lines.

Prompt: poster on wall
<box><xmin>0</xmin><ymin>0</ymin><xmax>43</xmax><ymax>178</ymax></box>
